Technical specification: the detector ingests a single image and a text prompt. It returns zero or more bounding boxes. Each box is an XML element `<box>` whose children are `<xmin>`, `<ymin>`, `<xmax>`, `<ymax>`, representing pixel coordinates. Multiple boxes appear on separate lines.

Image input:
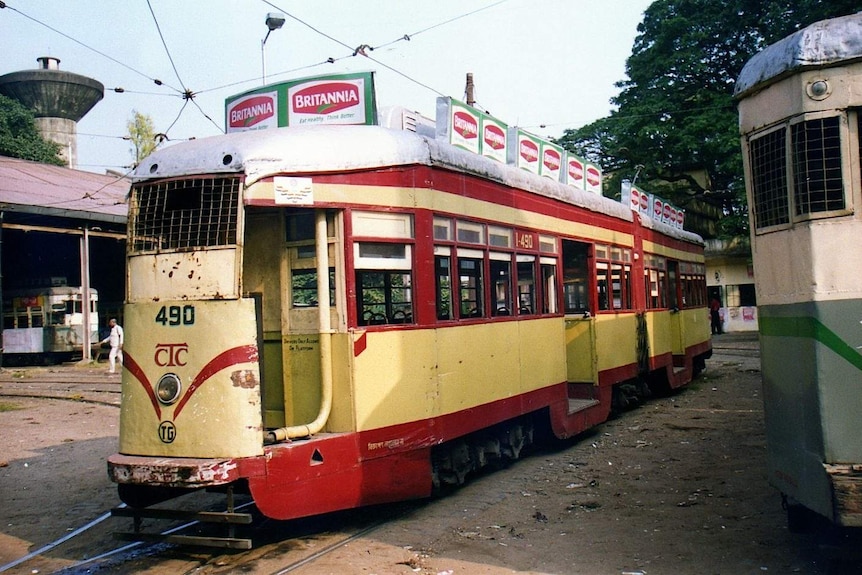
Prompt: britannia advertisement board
<box><xmin>225</xmin><ymin>71</ymin><xmax>377</xmax><ymax>133</ymax></box>
<box><xmin>436</xmin><ymin>97</ymin><xmax>509</xmax><ymax>163</ymax></box>
<box><xmin>621</xmin><ymin>181</ymin><xmax>685</xmax><ymax>230</ymax></box>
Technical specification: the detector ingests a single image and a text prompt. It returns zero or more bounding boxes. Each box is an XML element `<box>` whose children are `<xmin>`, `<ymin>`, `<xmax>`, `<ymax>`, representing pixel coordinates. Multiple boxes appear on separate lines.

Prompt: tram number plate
<box><xmin>155</xmin><ymin>305</ymin><xmax>195</xmax><ymax>326</ymax></box>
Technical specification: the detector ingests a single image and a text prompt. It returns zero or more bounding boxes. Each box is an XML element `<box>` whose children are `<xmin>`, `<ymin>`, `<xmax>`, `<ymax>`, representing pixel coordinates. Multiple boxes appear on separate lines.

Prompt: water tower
<box><xmin>0</xmin><ymin>57</ymin><xmax>104</xmax><ymax>168</ymax></box>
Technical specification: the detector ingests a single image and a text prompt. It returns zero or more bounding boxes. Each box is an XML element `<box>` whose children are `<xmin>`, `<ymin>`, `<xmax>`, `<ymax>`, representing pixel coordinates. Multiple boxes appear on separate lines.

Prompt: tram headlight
<box><xmin>156</xmin><ymin>373</ymin><xmax>182</xmax><ymax>405</ymax></box>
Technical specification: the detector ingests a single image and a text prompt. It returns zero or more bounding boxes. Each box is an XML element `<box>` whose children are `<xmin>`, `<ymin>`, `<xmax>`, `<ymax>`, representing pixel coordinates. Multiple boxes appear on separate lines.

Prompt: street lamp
<box><xmin>261</xmin><ymin>12</ymin><xmax>285</xmax><ymax>85</ymax></box>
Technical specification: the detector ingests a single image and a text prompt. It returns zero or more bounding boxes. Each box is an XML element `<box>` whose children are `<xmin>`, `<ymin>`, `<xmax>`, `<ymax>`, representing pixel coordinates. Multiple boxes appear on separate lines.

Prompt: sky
<box><xmin>0</xmin><ymin>0</ymin><xmax>653</xmax><ymax>174</ymax></box>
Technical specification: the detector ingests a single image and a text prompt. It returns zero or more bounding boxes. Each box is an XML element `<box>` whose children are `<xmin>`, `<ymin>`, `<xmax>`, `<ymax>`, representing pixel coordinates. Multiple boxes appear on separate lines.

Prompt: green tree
<box><xmin>0</xmin><ymin>94</ymin><xmax>63</xmax><ymax>165</ymax></box>
<box><xmin>556</xmin><ymin>0</ymin><xmax>861</xmax><ymax>238</ymax></box>
<box><xmin>126</xmin><ymin>110</ymin><xmax>157</xmax><ymax>165</ymax></box>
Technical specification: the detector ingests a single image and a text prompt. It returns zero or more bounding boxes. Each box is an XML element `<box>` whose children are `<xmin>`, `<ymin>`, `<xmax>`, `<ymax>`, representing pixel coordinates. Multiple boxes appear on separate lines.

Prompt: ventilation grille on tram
<box><xmin>129</xmin><ymin>177</ymin><xmax>241</xmax><ymax>253</ymax></box>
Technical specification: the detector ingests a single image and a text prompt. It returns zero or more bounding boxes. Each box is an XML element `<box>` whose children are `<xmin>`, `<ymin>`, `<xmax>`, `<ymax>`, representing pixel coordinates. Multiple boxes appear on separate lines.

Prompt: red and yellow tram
<box><xmin>108</xmin><ymin>122</ymin><xmax>710</xmax><ymax>547</ymax></box>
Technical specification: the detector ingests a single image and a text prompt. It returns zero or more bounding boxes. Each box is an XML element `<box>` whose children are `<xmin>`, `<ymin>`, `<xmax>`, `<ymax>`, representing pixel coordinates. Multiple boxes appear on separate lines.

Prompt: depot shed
<box><xmin>0</xmin><ymin>155</ymin><xmax>128</xmax><ymax>356</ymax></box>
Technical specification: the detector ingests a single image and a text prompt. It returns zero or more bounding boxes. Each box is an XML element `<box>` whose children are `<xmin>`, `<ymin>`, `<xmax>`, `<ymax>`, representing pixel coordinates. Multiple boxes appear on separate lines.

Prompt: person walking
<box><xmin>101</xmin><ymin>318</ymin><xmax>124</xmax><ymax>374</ymax></box>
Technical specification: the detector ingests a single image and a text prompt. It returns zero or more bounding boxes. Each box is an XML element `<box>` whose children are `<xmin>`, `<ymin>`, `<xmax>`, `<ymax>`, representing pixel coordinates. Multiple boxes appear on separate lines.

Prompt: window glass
<box><xmin>517</xmin><ymin>256</ymin><xmax>536</xmax><ymax>314</ymax></box>
<box><xmin>435</xmin><ymin>254</ymin><xmax>453</xmax><ymax>320</ymax></box>
<box><xmin>750</xmin><ymin>128</ymin><xmax>789</xmax><ymax>228</ymax></box>
<box><xmin>433</xmin><ymin>217</ymin><xmax>452</xmax><ymax>241</ymax></box>
<box><xmin>489</xmin><ymin>226</ymin><xmax>512</xmax><ymax>248</ymax></box>
<box><xmin>490</xmin><ymin>257</ymin><xmax>512</xmax><ymax>315</ymax></box>
<box><xmin>458</xmin><ymin>257</ymin><xmax>484</xmax><ymax>317</ymax></box>
<box><xmin>792</xmin><ymin>116</ymin><xmax>844</xmax><ymax>216</ymax></box>
<box><xmin>562</xmin><ymin>240</ymin><xmax>590</xmax><ymax>314</ymax></box>
<box><xmin>541</xmin><ymin>260</ymin><xmax>558</xmax><ymax>313</ymax></box>
<box><xmin>357</xmin><ymin>271</ymin><xmax>413</xmax><ymax>325</ymax></box>
<box><xmin>291</xmin><ymin>269</ymin><xmax>336</xmax><ymax>308</ymax></box>
<box><xmin>457</xmin><ymin>220</ymin><xmax>485</xmax><ymax>244</ymax></box>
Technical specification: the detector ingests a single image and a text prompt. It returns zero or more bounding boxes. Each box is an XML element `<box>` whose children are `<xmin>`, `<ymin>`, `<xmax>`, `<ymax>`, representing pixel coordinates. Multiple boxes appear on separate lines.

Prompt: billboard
<box><xmin>225</xmin><ymin>71</ymin><xmax>378</xmax><ymax>133</ymax></box>
<box><xmin>436</xmin><ymin>97</ymin><xmax>509</xmax><ymax>163</ymax></box>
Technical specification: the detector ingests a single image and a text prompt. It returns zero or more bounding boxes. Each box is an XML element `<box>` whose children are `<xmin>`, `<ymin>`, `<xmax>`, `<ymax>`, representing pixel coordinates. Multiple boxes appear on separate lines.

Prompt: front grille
<box><xmin>129</xmin><ymin>177</ymin><xmax>240</xmax><ymax>253</ymax></box>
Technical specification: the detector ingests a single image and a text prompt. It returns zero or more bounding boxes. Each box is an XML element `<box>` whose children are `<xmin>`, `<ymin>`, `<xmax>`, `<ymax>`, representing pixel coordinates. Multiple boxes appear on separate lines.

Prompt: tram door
<box><xmin>667</xmin><ymin>260</ymin><xmax>685</xmax><ymax>354</ymax></box>
<box><xmin>282</xmin><ymin>210</ymin><xmax>341</xmax><ymax>427</ymax></box>
<box><xmin>562</xmin><ymin>240</ymin><xmax>596</xmax><ymax>383</ymax></box>
<box><xmin>243</xmin><ymin>210</ymin><xmax>287</xmax><ymax>429</ymax></box>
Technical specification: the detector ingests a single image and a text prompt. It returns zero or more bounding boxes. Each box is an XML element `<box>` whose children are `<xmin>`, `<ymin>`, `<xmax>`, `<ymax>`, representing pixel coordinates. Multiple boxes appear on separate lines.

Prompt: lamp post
<box><xmin>261</xmin><ymin>12</ymin><xmax>285</xmax><ymax>85</ymax></box>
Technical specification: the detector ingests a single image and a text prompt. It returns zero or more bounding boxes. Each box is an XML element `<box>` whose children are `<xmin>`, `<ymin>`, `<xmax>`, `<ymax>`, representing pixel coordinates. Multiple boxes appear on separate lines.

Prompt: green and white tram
<box><xmin>735</xmin><ymin>13</ymin><xmax>862</xmax><ymax>529</ymax></box>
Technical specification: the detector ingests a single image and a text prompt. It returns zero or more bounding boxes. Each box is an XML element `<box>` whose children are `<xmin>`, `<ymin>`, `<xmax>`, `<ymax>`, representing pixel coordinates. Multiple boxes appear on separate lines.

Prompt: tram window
<box><xmin>562</xmin><ymin>240</ymin><xmax>590</xmax><ymax>314</ymax></box>
<box><xmin>458</xmin><ymin>256</ymin><xmax>484</xmax><ymax>318</ymax></box>
<box><xmin>456</xmin><ymin>220</ymin><xmax>485</xmax><ymax>245</ymax></box>
<box><xmin>517</xmin><ymin>257</ymin><xmax>536</xmax><ymax>315</ymax></box>
<box><xmin>541</xmin><ymin>260</ymin><xmax>558</xmax><ymax>314</ymax></box>
<box><xmin>750</xmin><ymin>129</ymin><xmax>789</xmax><ymax>229</ymax></box>
<box><xmin>435</xmin><ymin>254</ymin><xmax>453</xmax><ymax>320</ymax></box>
<box><xmin>792</xmin><ymin>117</ymin><xmax>844</xmax><ymax>216</ymax></box>
<box><xmin>356</xmin><ymin>271</ymin><xmax>413</xmax><ymax>325</ymax></box>
<box><xmin>490</xmin><ymin>256</ymin><xmax>512</xmax><ymax>316</ymax></box>
<box><xmin>291</xmin><ymin>269</ymin><xmax>336</xmax><ymax>307</ymax></box>
<box><xmin>489</xmin><ymin>226</ymin><xmax>512</xmax><ymax>248</ymax></box>
<box><xmin>595</xmin><ymin>246</ymin><xmax>632</xmax><ymax>311</ymax></box>
<box><xmin>288</xmin><ymin>210</ymin><xmax>337</xmax><ymax>242</ymax></box>
<box><xmin>434</xmin><ymin>217</ymin><xmax>452</xmax><ymax>241</ymax></box>
<box><xmin>667</xmin><ymin>261</ymin><xmax>680</xmax><ymax>310</ymax></box>
<box><xmin>597</xmin><ymin>262</ymin><xmax>610</xmax><ymax>311</ymax></box>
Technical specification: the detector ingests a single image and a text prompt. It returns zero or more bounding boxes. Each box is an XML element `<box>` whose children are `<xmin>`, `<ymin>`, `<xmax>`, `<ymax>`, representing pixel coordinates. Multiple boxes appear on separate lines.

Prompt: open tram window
<box><xmin>355</xmin><ymin>242</ymin><xmax>413</xmax><ymax>326</ymax></box>
<box><xmin>352</xmin><ymin>211</ymin><xmax>414</xmax><ymax>326</ymax></box>
<box><xmin>490</xmin><ymin>255</ymin><xmax>512</xmax><ymax>316</ymax></box>
<box><xmin>562</xmin><ymin>239</ymin><xmax>590</xmax><ymax>314</ymax></box>
<box><xmin>458</xmin><ymin>253</ymin><xmax>484</xmax><ymax>318</ymax></box>
<box><xmin>356</xmin><ymin>270</ymin><xmax>413</xmax><ymax>325</ymax></box>
<box><xmin>541</xmin><ymin>259</ymin><xmax>558</xmax><ymax>314</ymax></box>
<box><xmin>644</xmin><ymin>255</ymin><xmax>668</xmax><ymax>309</ymax></box>
<box><xmin>517</xmin><ymin>256</ymin><xmax>536</xmax><ymax>315</ymax></box>
<box><xmin>435</xmin><ymin>252</ymin><xmax>454</xmax><ymax>320</ymax></box>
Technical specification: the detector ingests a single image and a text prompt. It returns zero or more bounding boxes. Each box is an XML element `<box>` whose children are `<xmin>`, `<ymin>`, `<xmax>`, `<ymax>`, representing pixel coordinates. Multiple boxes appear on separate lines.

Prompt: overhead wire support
<box><xmin>0</xmin><ymin>2</ymin><xmax>180</xmax><ymax>94</ymax></box>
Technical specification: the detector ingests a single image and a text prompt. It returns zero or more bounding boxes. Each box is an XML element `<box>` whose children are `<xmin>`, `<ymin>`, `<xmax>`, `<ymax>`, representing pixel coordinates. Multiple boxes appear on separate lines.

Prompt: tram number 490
<box><xmin>155</xmin><ymin>305</ymin><xmax>195</xmax><ymax>326</ymax></box>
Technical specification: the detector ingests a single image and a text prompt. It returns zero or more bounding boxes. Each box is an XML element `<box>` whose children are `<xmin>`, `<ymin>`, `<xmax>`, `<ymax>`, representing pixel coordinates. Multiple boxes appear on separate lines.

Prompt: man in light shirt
<box><xmin>101</xmin><ymin>318</ymin><xmax>124</xmax><ymax>374</ymax></box>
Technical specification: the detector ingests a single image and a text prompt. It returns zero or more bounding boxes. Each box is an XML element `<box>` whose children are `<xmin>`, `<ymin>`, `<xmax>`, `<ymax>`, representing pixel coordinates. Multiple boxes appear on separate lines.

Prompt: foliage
<box><xmin>126</xmin><ymin>110</ymin><xmax>157</xmax><ymax>165</ymax></box>
<box><xmin>556</xmin><ymin>0</ymin><xmax>862</xmax><ymax>238</ymax></box>
<box><xmin>0</xmin><ymin>94</ymin><xmax>63</xmax><ymax>165</ymax></box>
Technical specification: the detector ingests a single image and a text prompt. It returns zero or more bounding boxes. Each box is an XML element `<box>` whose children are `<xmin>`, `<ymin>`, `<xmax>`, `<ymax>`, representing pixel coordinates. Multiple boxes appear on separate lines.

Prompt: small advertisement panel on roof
<box><xmin>225</xmin><ymin>71</ymin><xmax>378</xmax><ymax>133</ymax></box>
<box><xmin>621</xmin><ymin>181</ymin><xmax>685</xmax><ymax>230</ymax></box>
<box><xmin>436</xmin><ymin>97</ymin><xmax>509</xmax><ymax>163</ymax></box>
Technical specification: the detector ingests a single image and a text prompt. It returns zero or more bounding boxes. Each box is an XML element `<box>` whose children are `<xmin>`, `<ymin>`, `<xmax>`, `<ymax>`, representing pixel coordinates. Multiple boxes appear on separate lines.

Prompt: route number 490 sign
<box><xmin>155</xmin><ymin>305</ymin><xmax>195</xmax><ymax>326</ymax></box>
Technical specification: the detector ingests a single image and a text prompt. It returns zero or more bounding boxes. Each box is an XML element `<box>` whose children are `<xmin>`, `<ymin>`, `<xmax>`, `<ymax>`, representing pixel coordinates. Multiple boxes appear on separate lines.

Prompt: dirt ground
<box><xmin>2</xmin><ymin>335</ymin><xmax>862</xmax><ymax>574</ymax></box>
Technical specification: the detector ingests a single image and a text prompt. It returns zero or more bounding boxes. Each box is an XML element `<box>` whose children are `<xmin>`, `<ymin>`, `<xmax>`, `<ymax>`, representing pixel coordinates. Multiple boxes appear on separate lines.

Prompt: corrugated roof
<box><xmin>0</xmin><ymin>155</ymin><xmax>128</xmax><ymax>223</ymax></box>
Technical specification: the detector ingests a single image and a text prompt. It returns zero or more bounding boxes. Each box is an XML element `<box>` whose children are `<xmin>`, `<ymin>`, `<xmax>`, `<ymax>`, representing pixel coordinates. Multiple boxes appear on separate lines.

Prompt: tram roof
<box><xmin>734</xmin><ymin>12</ymin><xmax>862</xmax><ymax>99</ymax></box>
<box><xmin>133</xmin><ymin>125</ymin><xmax>702</xmax><ymax>245</ymax></box>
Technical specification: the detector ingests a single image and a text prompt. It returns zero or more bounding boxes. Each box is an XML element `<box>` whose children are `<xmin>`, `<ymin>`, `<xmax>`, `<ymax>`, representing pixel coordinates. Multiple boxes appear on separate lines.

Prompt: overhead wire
<box><xmin>0</xmin><ymin>2</ymin><xmax>179</xmax><ymax>93</ymax></box>
<box><xmin>3</xmin><ymin>0</ymin><xmax>514</xmax><ymax>169</ymax></box>
<box><xmin>202</xmin><ymin>0</ymin><xmax>510</xmax><ymax>101</ymax></box>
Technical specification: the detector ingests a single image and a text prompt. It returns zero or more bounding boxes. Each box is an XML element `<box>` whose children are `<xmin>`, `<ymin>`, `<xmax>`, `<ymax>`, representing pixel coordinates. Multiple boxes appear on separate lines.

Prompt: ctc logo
<box><xmin>155</xmin><ymin>343</ymin><xmax>189</xmax><ymax>367</ymax></box>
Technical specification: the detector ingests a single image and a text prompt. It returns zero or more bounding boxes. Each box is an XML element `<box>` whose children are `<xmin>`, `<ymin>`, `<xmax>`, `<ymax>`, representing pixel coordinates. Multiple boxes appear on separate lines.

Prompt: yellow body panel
<box><xmin>565</xmin><ymin>316</ymin><xmax>596</xmax><ymax>382</ymax></box>
<box><xmin>128</xmin><ymin>249</ymin><xmax>240</xmax><ymax>302</ymax></box>
<box><xmin>594</xmin><ymin>314</ymin><xmax>638</xmax><ymax>372</ymax></box>
<box><xmin>118</xmin><ymin>299</ymin><xmax>263</xmax><ymax>458</ymax></box>
<box><xmin>348</xmin><ymin>318</ymin><xmax>565</xmax><ymax>431</ymax></box>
